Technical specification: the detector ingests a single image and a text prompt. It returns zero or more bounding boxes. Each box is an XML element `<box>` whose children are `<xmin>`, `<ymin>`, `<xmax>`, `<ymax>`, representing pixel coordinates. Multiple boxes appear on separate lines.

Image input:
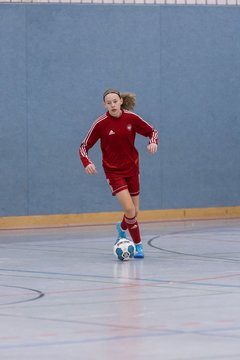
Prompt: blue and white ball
<box><xmin>113</xmin><ymin>238</ymin><xmax>135</xmax><ymax>261</ymax></box>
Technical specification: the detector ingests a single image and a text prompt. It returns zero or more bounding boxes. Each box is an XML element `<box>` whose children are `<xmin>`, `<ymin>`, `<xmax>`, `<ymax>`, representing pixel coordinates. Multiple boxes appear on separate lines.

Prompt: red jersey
<box><xmin>79</xmin><ymin>110</ymin><xmax>158</xmax><ymax>176</ymax></box>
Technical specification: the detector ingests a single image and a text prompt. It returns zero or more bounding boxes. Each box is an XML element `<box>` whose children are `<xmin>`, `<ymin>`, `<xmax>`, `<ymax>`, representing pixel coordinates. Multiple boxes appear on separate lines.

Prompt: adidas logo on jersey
<box><xmin>109</xmin><ymin>130</ymin><xmax>115</xmax><ymax>135</ymax></box>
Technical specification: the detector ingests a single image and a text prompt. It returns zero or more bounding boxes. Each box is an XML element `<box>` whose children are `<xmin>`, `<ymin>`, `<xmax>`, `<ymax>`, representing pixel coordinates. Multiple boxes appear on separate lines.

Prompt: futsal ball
<box><xmin>113</xmin><ymin>238</ymin><xmax>135</xmax><ymax>261</ymax></box>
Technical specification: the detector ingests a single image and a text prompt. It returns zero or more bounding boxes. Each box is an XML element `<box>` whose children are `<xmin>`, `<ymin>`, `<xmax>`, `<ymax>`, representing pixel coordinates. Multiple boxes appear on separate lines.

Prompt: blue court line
<box><xmin>0</xmin><ymin>325</ymin><xmax>240</xmax><ymax>350</ymax></box>
<box><xmin>1</xmin><ymin>268</ymin><xmax>240</xmax><ymax>289</ymax></box>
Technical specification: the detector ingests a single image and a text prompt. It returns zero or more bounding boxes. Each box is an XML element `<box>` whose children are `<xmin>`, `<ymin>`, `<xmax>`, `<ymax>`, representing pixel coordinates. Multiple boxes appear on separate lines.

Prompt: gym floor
<box><xmin>0</xmin><ymin>218</ymin><xmax>240</xmax><ymax>359</ymax></box>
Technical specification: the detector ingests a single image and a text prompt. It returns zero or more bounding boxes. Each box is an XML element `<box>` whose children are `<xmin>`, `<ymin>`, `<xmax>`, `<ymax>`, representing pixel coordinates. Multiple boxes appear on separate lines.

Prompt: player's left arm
<box><xmin>147</xmin><ymin>142</ymin><xmax>158</xmax><ymax>154</ymax></box>
<box><xmin>147</xmin><ymin>128</ymin><xmax>158</xmax><ymax>154</ymax></box>
<box><xmin>134</xmin><ymin>114</ymin><xmax>158</xmax><ymax>154</ymax></box>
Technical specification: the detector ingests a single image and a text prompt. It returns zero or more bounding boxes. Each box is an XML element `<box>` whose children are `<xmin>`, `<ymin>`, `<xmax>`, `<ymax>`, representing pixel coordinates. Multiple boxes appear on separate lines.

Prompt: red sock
<box><xmin>124</xmin><ymin>216</ymin><xmax>141</xmax><ymax>244</ymax></box>
<box><xmin>121</xmin><ymin>216</ymin><xmax>128</xmax><ymax>231</ymax></box>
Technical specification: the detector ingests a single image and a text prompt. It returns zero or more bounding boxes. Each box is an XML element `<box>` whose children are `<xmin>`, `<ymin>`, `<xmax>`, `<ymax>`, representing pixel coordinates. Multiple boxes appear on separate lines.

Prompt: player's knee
<box><xmin>125</xmin><ymin>204</ymin><xmax>139</xmax><ymax>219</ymax></box>
<box><xmin>124</xmin><ymin>205</ymin><xmax>136</xmax><ymax>219</ymax></box>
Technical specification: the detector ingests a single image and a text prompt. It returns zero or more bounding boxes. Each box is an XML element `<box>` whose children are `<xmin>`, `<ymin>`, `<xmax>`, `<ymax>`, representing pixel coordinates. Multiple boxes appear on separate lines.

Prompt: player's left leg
<box><xmin>129</xmin><ymin>195</ymin><xmax>144</xmax><ymax>258</ymax></box>
<box><xmin>131</xmin><ymin>195</ymin><xmax>139</xmax><ymax>218</ymax></box>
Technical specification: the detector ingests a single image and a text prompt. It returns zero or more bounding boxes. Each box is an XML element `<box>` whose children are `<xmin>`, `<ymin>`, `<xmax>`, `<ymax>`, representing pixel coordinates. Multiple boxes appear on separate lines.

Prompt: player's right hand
<box><xmin>85</xmin><ymin>163</ymin><xmax>97</xmax><ymax>175</ymax></box>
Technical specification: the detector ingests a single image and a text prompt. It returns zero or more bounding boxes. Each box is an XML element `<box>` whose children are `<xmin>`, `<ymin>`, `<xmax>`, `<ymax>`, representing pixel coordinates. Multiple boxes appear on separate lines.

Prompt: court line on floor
<box><xmin>0</xmin><ymin>285</ymin><xmax>44</xmax><ymax>306</ymax></box>
<box><xmin>0</xmin><ymin>323</ymin><xmax>240</xmax><ymax>350</ymax></box>
<box><xmin>148</xmin><ymin>235</ymin><xmax>240</xmax><ymax>263</ymax></box>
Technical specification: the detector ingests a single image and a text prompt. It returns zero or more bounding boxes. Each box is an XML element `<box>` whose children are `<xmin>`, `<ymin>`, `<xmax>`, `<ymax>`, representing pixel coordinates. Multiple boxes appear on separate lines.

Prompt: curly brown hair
<box><xmin>121</xmin><ymin>92</ymin><xmax>136</xmax><ymax>111</ymax></box>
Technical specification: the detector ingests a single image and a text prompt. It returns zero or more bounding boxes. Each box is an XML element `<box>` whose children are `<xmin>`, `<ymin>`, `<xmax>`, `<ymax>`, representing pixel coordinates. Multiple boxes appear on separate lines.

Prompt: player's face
<box><xmin>104</xmin><ymin>93</ymin><xmax>123</xmax><ymax>117</ymax></box>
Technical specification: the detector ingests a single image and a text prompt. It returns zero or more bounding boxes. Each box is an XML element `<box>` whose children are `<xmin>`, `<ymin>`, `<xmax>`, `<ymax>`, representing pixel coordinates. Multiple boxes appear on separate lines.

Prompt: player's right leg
<box><xmin>106</xmin><ymin>174</ymin><xmax>129</xmax><ymax>240</ymax></box>
<box><xmin>115</xmin><ymin>190</ymin><xmax>144</xmax><ymax>258</ymax></box>
<box><xmin>116</xmin><ymin>221</ymin><xmax>127</xmax><ymax>239</ymax></box>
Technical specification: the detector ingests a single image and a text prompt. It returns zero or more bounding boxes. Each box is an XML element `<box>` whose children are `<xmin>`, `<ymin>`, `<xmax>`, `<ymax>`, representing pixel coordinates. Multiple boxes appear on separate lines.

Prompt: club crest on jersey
<box><xmin>127</xmin><ymin>124</ymin><xmax>132</xmax><ymax>131</ymax></box>
<box><xmin>108</xmin><ymin>130</ymin><xmax>115</xmax><ymax>135</ymax></box>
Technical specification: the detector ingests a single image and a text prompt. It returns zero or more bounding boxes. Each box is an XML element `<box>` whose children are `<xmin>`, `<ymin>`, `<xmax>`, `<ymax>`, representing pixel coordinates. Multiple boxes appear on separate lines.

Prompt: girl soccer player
<box><xmin>79</xmin><ymin>89</ymin><xmax>158</xmax><ymax>258</ymax></box>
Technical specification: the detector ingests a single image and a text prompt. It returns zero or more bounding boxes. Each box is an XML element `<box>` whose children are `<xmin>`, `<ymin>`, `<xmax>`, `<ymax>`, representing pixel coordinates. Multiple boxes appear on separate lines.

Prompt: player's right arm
<box><xmin>79</xmin><ymin>121</ymin><xmax>100</xmax><ymax>175</ymax></box>
<box><xmin>85</xmin><ymin>163</ymin><xmax>97</xmax><ymax>175</ymax></box>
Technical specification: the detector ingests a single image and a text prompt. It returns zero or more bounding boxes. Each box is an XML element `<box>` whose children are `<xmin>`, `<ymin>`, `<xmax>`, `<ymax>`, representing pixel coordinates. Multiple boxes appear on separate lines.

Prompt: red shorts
<box><xmin>106</xmin><ymin>173</ymin><xmax>140</xmax><ymax>196</ymax></box>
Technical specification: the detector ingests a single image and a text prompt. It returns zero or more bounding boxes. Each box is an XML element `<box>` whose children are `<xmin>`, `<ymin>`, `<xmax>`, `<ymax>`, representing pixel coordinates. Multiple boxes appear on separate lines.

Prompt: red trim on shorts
<box><xmin>113</xmin><ymin>185</ymin><xmax>128</xmax><ymax>196</ymax></box>
<box><xmin>129</xmin><ymin>190</ymin><xmax>140</xmax><ymax>196</ymax></box>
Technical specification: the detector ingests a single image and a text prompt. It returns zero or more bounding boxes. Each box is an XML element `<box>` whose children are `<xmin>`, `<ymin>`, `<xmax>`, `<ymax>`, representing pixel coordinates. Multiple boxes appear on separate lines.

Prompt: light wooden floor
<box><xmin>0</xmin><ymin>218</ymin><xmax>240</xmax><ymax>359</ymax></box>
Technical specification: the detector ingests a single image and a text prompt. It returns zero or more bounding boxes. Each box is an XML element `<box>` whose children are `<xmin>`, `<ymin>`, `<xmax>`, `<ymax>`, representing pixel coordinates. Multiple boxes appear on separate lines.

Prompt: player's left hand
<box><xmin>147</xmin><ymin>143</ymin><xmax>158</xmax><ymax>154</ymax></box>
